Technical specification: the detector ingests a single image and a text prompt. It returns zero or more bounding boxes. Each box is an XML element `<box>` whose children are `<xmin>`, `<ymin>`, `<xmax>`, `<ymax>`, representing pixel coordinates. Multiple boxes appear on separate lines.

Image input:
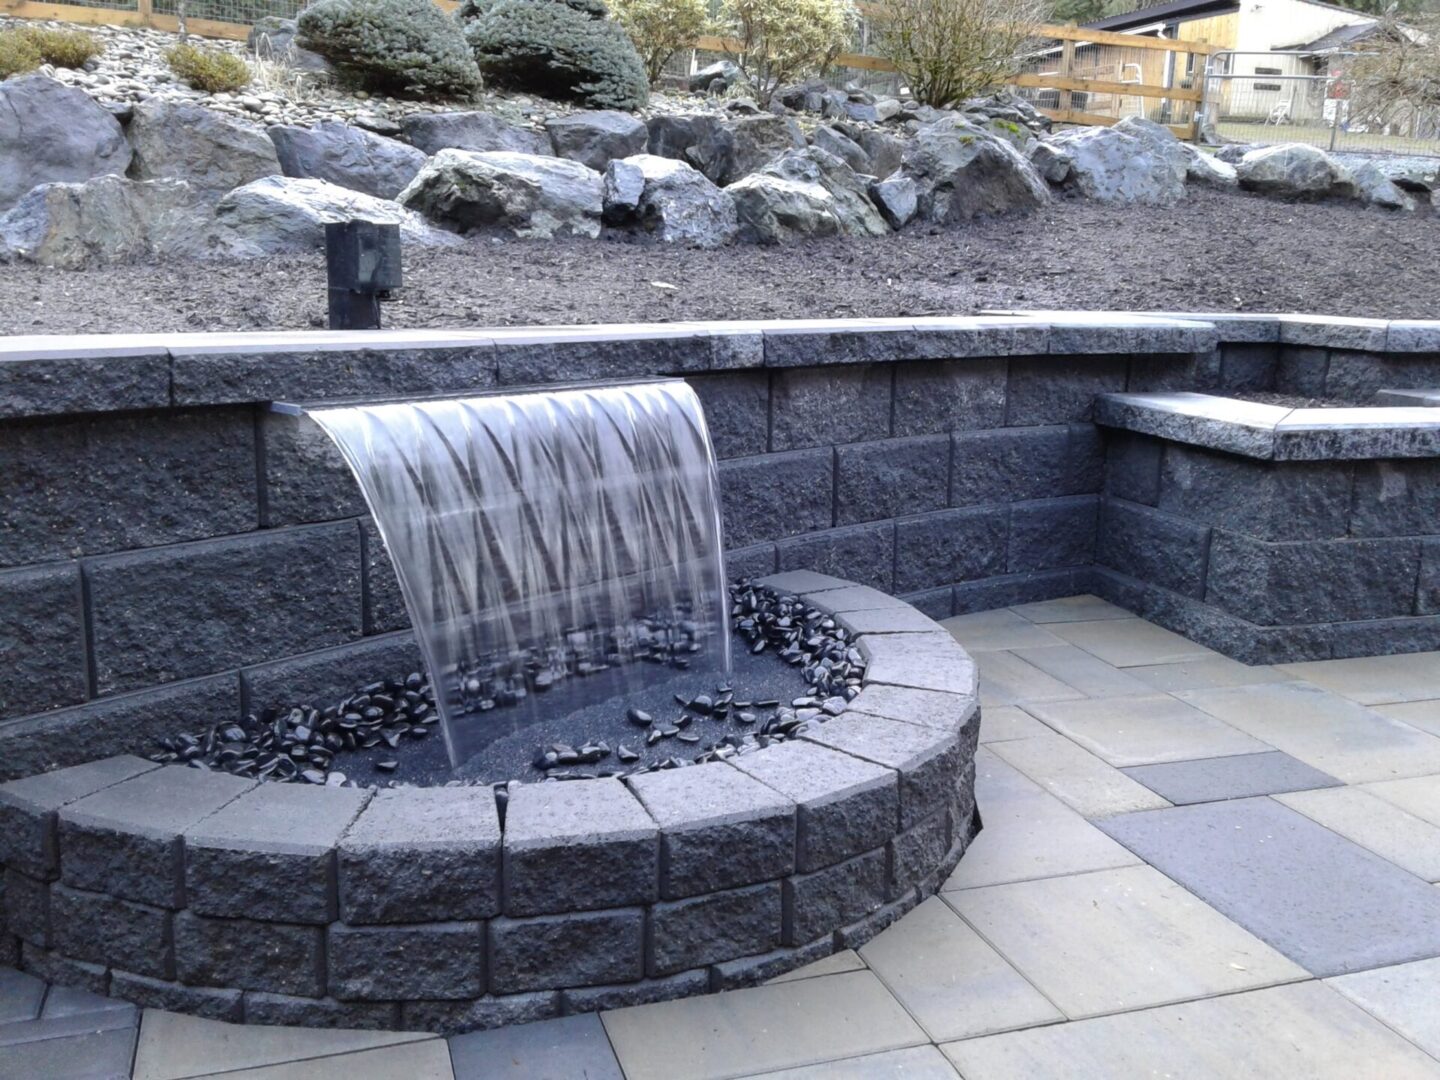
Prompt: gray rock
<box><xmin>812</xmin><ymin>125</ymin><xmax>871</xmax><ymax>174</ymax></box>
<box><xmin>961</xmin><ymin>90</ymin><xmax>1051</xmax><ymax>134</ymax></box>
<box><xmin>1181</xmin><ymin>143</ymin><xmax>1238</xmax><ymax>189</ymax></box>
<box><xmin>401</xmin><ymin>111</ymin><xmax>549</xmax><ymax>157</ymax></box>
<box><xmin>127</xmin><ymin>99</ymin><xmax>280</xmax><ymax>199</ymax></box>
<box><xmin>1028</xmin><ymin>141</ymin><xmax>1072</xmax><ymax>184</ymax></box>
<box><xmin>247</xmin><ymin>16</ymin><xmax>332</xmax><ymax>74</ymax></box>
<box><xmin>646</xmin><ymin>113</ymin><xmax>724</xmax><ymax>161</ymax></box>
<box><xmin>777</xmin><ymin>79</ymin><xmax>830</xmax><ymax>113</ymax></box>
<box><xmin>900</xmin><ymin>116</ymin><xmax>1050</xmax><ymax>222</ymax></box>
<box><xmin>0</xmin><ymin>75</ymin><xmax>131</xmax><ymax>212</ymax></box>
<box><xmin>213</xmin><ymin>176</ymin><xmax>458</xmax><ymax>256</ymax></box>
<box><xmin>1334</xmin><ymin>153</ymin><xmax>1439</xmax><ymax>192</ymax></box>
<box><xmin>1046</xmin><ymin>124</ymin><xmax>1185</xmax><ymax>205</ymax></box>
<box><xmin>1113</xmin><ymin>116</ymin><xmax>1189</xmax><ymax>186</ymax></box>
<box><xmin>606</xmin><ymin>154</ymin><xmax>737</xmax><ymax>246</ymax></box>
<box><xmin>398</xmin><ymin>149</ymin><xmax>603</xmax><ymax>239</ymax></box>
<box><xmin>268</xmin><ymin>121</ymin><xmax>425</xmax><ymax>200</ymax></box>
<box><xmin>601</xmin><ymin>159</ymin><xmax>645</xmax><ymax>222</ymax></box>
<box><xmin>1235</xmin><ymin>143</ymin><xmax>1356</xmax><ymax>199</ymax></box>
<box><xmin>731</xmin><ymin>147</ymin><xmax>888</xmax><ymax>242</ymax></box>
<box><xmin>690</xmin><ymin>60</ymin><xmax>740</xmax><ymax>94</ymax></box>
<box><xmin>855</xmin><ymin>129</ymin><xmax>906</xmax><ymax>179</ymax></box>
<box><xmin>1350</xmin><ymin>160</ymin><xmax>1416</xmax><ymax>210</ymax></box>
<box><xmin>686</xmin><ymin>114</ymin><xmax>806</xmax><ymax>186</ymax></box>
<box><xmin>868</xmin><ymin>174</ymin><xmax>918</xmax><ymax>230</ymax></box>
<box><xmin>0</xmin><ymin>176</ymin><xmax>212</xmax><ymax>268</ymax></box>
<box><xmin>546</xmin><ymin>110</ymin><xmax>648</xmax><ymax>172</ymax></box>
<box><xmin>1215</xmin><ymin>143</ymin><xmax>1254</xmax><ymax>164</ymax></box>
<box><xmin>874</xmin><ymin>97</ymin><xmax>903</xmax><ymax>122</ymax></box>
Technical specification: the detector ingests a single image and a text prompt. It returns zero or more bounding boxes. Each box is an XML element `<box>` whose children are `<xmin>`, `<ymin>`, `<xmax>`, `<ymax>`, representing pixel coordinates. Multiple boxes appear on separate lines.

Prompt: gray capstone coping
<box><xmin>0</xmin><ymin>578</ymin><xmax>980</xmax><ymax>1034</ymax></box>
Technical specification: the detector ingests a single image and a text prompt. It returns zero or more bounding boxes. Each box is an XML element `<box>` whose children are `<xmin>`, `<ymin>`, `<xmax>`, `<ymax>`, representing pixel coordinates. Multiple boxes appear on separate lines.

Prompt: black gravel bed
<box><xmin>4</xmin><ymin>188</ymin><xmax>1436</xmax><ymax>335</ymax></box>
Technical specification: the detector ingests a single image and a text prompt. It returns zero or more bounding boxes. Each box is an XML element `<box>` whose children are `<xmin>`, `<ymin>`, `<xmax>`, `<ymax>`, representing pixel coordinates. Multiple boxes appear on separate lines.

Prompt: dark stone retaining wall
<box><xmin>0</xmin><ymin>575</ymin><xmax>980</xmax><ymax>1033</ymax></box>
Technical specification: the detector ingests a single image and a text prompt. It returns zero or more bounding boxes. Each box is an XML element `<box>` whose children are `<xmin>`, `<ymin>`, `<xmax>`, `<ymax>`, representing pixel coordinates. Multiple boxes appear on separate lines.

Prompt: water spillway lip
<box><xmin>267</xmin><ymin>376</ymin><xmax>689</xmax><ymax>416</ymax></box>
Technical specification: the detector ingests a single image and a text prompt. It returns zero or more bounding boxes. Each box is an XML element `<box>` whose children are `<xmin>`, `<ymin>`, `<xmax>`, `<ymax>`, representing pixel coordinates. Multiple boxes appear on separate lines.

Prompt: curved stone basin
<box><xmin>0</xmin><ymin>571</ymin><xmax>981</xmax><ymax>1034</ymax></box>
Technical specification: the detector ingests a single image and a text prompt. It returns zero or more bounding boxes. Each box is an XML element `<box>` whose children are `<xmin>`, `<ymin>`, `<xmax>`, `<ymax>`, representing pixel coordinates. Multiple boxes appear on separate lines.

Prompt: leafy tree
<box><xmin>874</xmin><ymin>0</ymin><xmax>1047</xmax><ymax>107</ymax></box>
<box><xmin>609</xmin><ymin>0</ymin><xmax>709</xmax><ymax>84</ymax></box>
<box><xmin>714</xmin><ymin>0</ymin><xmax>859</xmax><ymax>106</ymax></box>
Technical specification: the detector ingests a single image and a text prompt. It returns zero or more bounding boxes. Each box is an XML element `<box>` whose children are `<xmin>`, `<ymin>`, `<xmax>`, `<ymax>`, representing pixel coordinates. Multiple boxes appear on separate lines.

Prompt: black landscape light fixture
<box><xmin>325</xmin><ymin>220</ymin><xmax>402</xmax><ymax>330</ymax></box>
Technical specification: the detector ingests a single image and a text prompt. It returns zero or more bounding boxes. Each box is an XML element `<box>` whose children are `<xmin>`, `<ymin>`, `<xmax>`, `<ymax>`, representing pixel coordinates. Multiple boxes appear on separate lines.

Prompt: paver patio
<box><xmin>9</xmin><ymin>597</ymin><xmax>1440</xmax><ymax>1078</ymax></box>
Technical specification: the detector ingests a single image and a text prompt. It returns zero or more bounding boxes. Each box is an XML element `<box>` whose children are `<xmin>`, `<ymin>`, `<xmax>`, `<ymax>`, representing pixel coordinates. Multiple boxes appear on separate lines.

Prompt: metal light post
<box><xmin>325</xmin><ymin>220</ymin><xmax>402</xmax><ymax>331</ymax></box>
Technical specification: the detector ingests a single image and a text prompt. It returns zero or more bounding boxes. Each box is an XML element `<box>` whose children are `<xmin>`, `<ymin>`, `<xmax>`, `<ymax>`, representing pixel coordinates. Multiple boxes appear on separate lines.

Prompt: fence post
<box><xmin>136</xmin><ymin>0</ymin><xmax>154</xmax><ymax>31</ymax></box>
<box><xmin>1058</xmin><ymin>38</ymin><xmax>1075</xmax><ymax>116</ymax></box>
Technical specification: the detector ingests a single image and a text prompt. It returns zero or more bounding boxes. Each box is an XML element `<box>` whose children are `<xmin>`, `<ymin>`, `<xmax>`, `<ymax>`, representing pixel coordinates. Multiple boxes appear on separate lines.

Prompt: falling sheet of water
<box><xmin>310</xmin><ymin>380</ymin><xmax>731</xmax><ymax>770</ymax></box>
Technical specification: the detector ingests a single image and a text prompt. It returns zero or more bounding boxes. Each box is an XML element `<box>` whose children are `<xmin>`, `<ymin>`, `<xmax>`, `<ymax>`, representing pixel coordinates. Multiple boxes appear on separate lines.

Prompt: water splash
<box><xmin>309</xmin><ymin>380</ymin><xmax>731</xmax><ymax>770</ymax></box>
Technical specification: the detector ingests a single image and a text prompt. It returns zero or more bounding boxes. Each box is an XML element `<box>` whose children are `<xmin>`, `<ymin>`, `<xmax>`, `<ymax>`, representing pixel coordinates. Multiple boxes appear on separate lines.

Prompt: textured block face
<box><xmin>495</xmin><ymin>335</ymin><xmax>710</xmax><ymax>386</ymax></box>
<box><xmin>784</xmin><ymin>848</ymin><xmax>887</xmax><ymax>945</ymax></box>
<box><xmin>241</xmin><ymin>635</ymin><xmax>423</xmax><ymax>721</ymax></box>
<box><xmin>685</xmin><ymin>371</ymin><xmax>769</xmax><ymax>460</ymax></box>
<box><xmin>893</xmin><ymin>507</ymin><xmax>1007</xmax><ymax>594</ymax></box>
<box><xmin>1009</xmin><ymin>497</ymin><xmax>1098</xmax><ymax>574</ymax></box>
<box><xmin>892</xmin><ymin>357</ymin><xmax>1007</xmax><ymax>436</ymax></box>
<box><xmin>730</xmin><ymin>741</ymin><xmax>899</xmax><ymax>872</ymax></box>
<box><xmin>629</xmin><ymin>766</ymin><xmax>795</xmax><ymax>899</ymax></box>
<box><xmin>0</xmin><ymin>352</ymin><xmax>170</xmax><ymax>419</ymax></box>
<box><xmin>502</xmin><ymin>780</ymin><xmax>658</xmax><ymax>916</ymax></box>
<box><xmin>51</xmin><ymin>884</ymin><xmax>171</xmax><ymax>980</ymax></box>
<box><xmin>888</xmin><ymin>807</ymin><xmax>951</xmax><ymax>901</ymax></box>
<box><xmin>1420</xmin><ymin>541</ymin><xmax>1440</xmax><ymax>616</ymax></box>
<box><xmin>769</xmin><ymin>365</ymin><xmax>892</xmax><ymax>451</ymax></box>
<box><xmin>1217</xmin><ymin>342</ymin><xmax>1278</xmax><ymax>392</ymax></box>
<box><xmin>719</xmin><ymin>450</ymin><xmax>833</xmax><ymax>549</ymax></box>
<box><xmin>401</xmin><ymin>991</ymin><xmax>561</xmax><ymax>1036</ymax></box>
<box><xmin>1158</xmin><ymin>447</ymin><xmax>1352</xmax><ymax>542</ymax></box>
<box><xmin>1274</xmin><ymin>346</ymin><xmax>1329</xmax><ymax>397</ymax></box>
<box><xmin>777</xmin><ymin>521</ymin><xmax>895</xmax><ymax>591</ymax></box>
<box><xmin>1006</xmin><ymin>355</ymin><xmax>1127</xmax><ymax>425</ymax></box>
<box><xmin>59</xmin><ymin>767</ymin><xmax>255</xmax><ymax>909</ymax></box>
<box><xmin>489</xmin><ymin>909</ymin><xmax>644</xmax><ymax>993</ymax></box>
<box><xmin>174</xmin><ymin>911</ymin><xmax>324</xmax><ymax>997</ymax></box>
<box><xmin>0</xmin><ymin>756</ymin><xmax>158</xmax><ymax>879</ymax></box>
<box><xmin>951</xmin><ymin>425</ymin><xmax>1102</xmax><ymax>508</ymax></box>
<box><xmin>260</xmin><ymin>411</ymin><xmax>365</xmax><ymax>527</ymax></box>
<box><xmin>243</xmin><ymin>991</ymin><xmax>401</xmax><ymax>1031</ymax></box>
<box><xmin>328</xmin><ymin>923</ymin><xmax>485</xmax><ymax>1001</ymax></box>
<box><xmin>1350</xmin><ymin>460</ymin><xmax>1440</xmax><ymax>538</ymax></box>
<box><xmin>3</xmin><ymin>869</ymin><xmax>51</xmax><ymax>947</ymax></box>
<box><xmin>1097</xmin><ymin>498</ymin><xmax>1211</xmax><ymax>599</ymax></box>
<box><xmin>340</xmin><ymin>788</ymin><xmax>501</xmax><ymax>924</ymax></box>
<box><xmin>184</xmin><ymin>784</ymin><xmax>370</xmax><ymax>924</ymax></box>
<box><xmin>1105</xmin><ymin>431</ymin><xmax>1163</xmax><ymax>506</ymax></box>
<box><xmin>361</xmin><ymin>520</ymin><xmax>408</xmax><ymax>634</ymax></box>
<box><xmin>648</xmin><ymin>883</ymin><xmax>782</xmax><ymax>976</ymax></box>
<box><xmin>0</xmin><ymin>408</ymin><xmax>257</xmax><ymax>568</ymax></box>
<box><xmin>0</xmin><ymin>563</ymin><xmax>84</xmax><ymax>718</ymax></box>
<box><xmin>86</xmin><ymin>524</ymin><xmax>364</xmax><ymax>694</ymax></box>
<box><xmin>562</xmin><ymin>969</ymin><xmax>710</xmax><ymax>1014</ymax></box>
<box><xmin>109</xmin><ymin>970</ymin><xmax>245</xmax><ymax>1022</ymax></box>
<box><xmin>803</xmin><ymin>714</ymin><xmax>961</xmax><ymax>829</ymax></box>
<box><xmin>835</xmin><ymin>436</ymin><xmax>949</xmax><ymax>526</ymax></box>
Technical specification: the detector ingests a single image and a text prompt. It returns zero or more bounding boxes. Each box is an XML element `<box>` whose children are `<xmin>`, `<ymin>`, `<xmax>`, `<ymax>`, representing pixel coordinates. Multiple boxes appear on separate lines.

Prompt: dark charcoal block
<box><xmin>1420</xmin><ymin>541</ymin><xmax>1440</xmax><ymax>616</ymax></box>
<box><xmin>951</xmin><ymin>425</ymin><xmax>1103</xmax><ymax>508</ymax></box>
<box><xmin>835</xmin><ymin>436</ymin><xmax>949</xmax><ymax>525</ymax></box>
<box><xmin>562</xmin><ymin>969</ymin><xmax>709</xmax><ymax>1013</ymax></box>
<box><xmin>901</xmin><ymin>587</ymin><xmax>953</xmax><ymax>620</ymax></box>
<box><xmin>362</xmin><ymin>520</ymin><xmax>409</xmax><ymax>634</ymax></box>
<box><xmin>494</xmin><ymin>333</ymin><xmax>709</xmax><ymax>385</ymax></box>
<box><xmin>340</xmin><ymin>787</ymin><xmax>500</xmax><ymax>924</ymax></box>
<box><xmin>0</xmin><ymin>563</ymin><xmax>84</xmax><ymax>719</ymax></box>
<box><xmin>1105</xmin><ymin>431</ymin><xmax>1162</xmax><ymax>506</ymax></box>
<box><xmin>803</xmin><ymin>713</ymin><xmax>961</xmax><ymax>829</ymax></box>
<box><xmin>489</xmin><ymin>909</ymin><xmax>644</xmax><ymax>993</ymax></box>
<box><xmin>719</xmin><ymin>450</ymin><xmax>833</xmax><ymax>549</ymax></box>
<box><xmin>241</xmin><ymin>633</ymin><xmax>422</xmax><ymax>720</ymax></box>
<box><xmin>1097</xmin><ymin>498</ymin><xmax>1211</xmax><ymax>599</ymax></box>
<box><xmin>686</xmin><ymin>372</ymin><xmax>770</xmax><ymax>460</ymax></box>
<box><xmin>784</xmin><ymin>848</ymin><xmax>887</xmax><ymax>945</ymax></box>
<box><xmin>1127</xmin><ymin>351</ymin><xmax>1221</xmax><ymax>393</ymax></box>
<box><xmin>709</xmin><ymin>936</ymin><xmax>834</xmax><ymax>990</ymax></box>
<box><xmin>887</xmin><ymin>807</ymin><xmax>950</xmax><ymax>901</ymax></box>
<box><xmin>51</xmin><ymin>884</ymin><xmax>171</xmax><ymax>980</ymax></box>
<box><xmin>60</xmin><ymin>767</ymin><xmax>255</xmax><ymax>909</ymax></box>
<box><xmin>502</xmin><ymin>780</ymin><xmax>657</xmax><ymax>916</ymax></box>
<box><xmin>110</xmin><ymin>970</ymin><xmax>244</xmax><ymax>1021</ymax></box>
<box><xmin>1217</xmin><ymin>343</ymin><xmax>1278</xmax><ymax>393</ymax></box>
<box><xmin>769</xmin><ymin>365</ymin><xmax>891</xmax><ymax>451</ymax></box>
<box><xmin>4</xmin><ymin>869</ymin><xmax>50</xmax><ymax>947</ymax></box>
<box><xmin>1009</xmin><ymin>496</ymin><xmax>1097</xmax><ymax>573</ymax></box>
<box><xmin>776</xmin><ymin>521</ymin><xmax>895</xmax><ymax>592</ymax></box>
<box><xmin>893</xmin><ymin>507</ymin><xmax>1007</xmax><ymax>593</ymax></box>
<box><xmin>648</xmin><ymin>883</ymin><xmax>782</xmax><ymax>976</ymax></box>
<box><xmin>1351</xmin><ymin>460</ymin><xmax>1440</xmax><ymax>538</ymax></box>
<box><xmin>1328</xmin><ymin>614</ymin><xmax>1440</xmax><ymax>660</ymax></box>
<box><xmin>1207</xmin><ymin>532</ymin><xmax>1421</xmax><ymax>626</ymax></box>
<box><xmin>244</xmin><ymin>992</ymin><xmax>400</xmax><ymax>1030</ymax></box>
<box><xmin>174</xmin><ymin>911</ymin><xmax>323</xmax><ymax>997</ymax></box>
<box><xmin>1006</xmin><ymin>355</ymin><xmax>1127</xmax><ymax>426</ymax></box>
<box><xmin>628</xmin><ymin>766</ymin><xmax>795</xmax><ymax>899</ymax></box>
<box><xmin>20</xmin><ymin>943</ymin><xmax>109</xmax><ymax>995</ymax></box>
<box><xmin>725</xmin><ymin>543</ymin><xmax>777</xmax><ymax>583</ymax></box>
<box><xmin>184</xmin><ymin>783</ymin><xmax>370</xmax><ymax>924</ymax></box>
<box><xmin>1324</xmin><ymin>350</ymin><xmax>1401</xmax><ymax>400</ymax></box>
<box><xmin>0</xmin><ymin>675</ymin><xmax>239</xmax><ymax>784</ymax></box>
<box><xmin>953</xmin><ymin>569</ymin><xmax>1085</xmax><ymax>614</ymax></box>
<box><xmin>0</xmin><ymin>756</ymin><xmax>158</xmax><ymax>879</ymax></box>
<box><xmin>401</xmin><ymin>991</ymin><xmax>560</xmax><ymax>1036</ymax></box>
<box><xmin>892</xmin><ymin>358</ymin><xmax>1007</xmax><ymax>436</ymax></box>
<box><xmin>0</xmin><ymin>350</ymin><xmax>170</xmax><ymax>419</ymax></box>
<box><xmin>86</xmin><ymin>523</ymin><xmax>363</xmax><ymax>695</ymax></box>
<box><xmin>0</xmin><ymin>408</ymin><xmax>257</xmax><ymax>568</ymax></box>
<box><xmin>835</xmin><ymin>888</ymin><xmax>921</xmax><ymax>950</ymax></box>
<box><xmin>731</xmin><ymin>740</ymin><xmax>898</xmax><ymax>873</ymax></box>
<box><xmin>1274</xmin><ymin>346</ymin><xmax>1330</xmax><ymax>397</ymax></box>
<box><xmin>1158</xmin><ymin>446</ymin><xmax>1352</xmax><ymax>542</ymax></box>
<box><xmin>260</xmin><ymin>411</ymin><xmax>365</xmax><ymax>527</ymax></box>
<box><xmin>328</xmin><ymin>922</ymin><xmax>484</xmax><ymax>1001</ymax></box>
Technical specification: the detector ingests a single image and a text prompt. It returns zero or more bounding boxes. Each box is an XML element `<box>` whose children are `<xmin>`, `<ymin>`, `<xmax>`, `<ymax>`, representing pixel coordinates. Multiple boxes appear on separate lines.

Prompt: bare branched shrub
<box><xmin>609</xmin><ymin>0</ymin><xmax>708</xmax><ymax>85</ymax></box>
<box><xmin>715</xmin><ymin>0</ymin><xmax>859</xmax><ymax>106</ymax></box>
<box><xmin>1348</xmin><ymin>15</ymin><xmax>1440</xmax><ymax>134</ymax></box>
<box><xmin>872</xmin><ymin>0</ymin><xmax>1044</xmax><ymax>108</ymax></box>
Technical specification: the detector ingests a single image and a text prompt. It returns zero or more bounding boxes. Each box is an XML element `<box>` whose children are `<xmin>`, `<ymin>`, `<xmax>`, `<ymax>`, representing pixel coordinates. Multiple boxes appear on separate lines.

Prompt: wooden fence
<box><xmin>0</xmin><ymin>0</ymin><xmax>1215</xmax><ymax>138</ymax></box>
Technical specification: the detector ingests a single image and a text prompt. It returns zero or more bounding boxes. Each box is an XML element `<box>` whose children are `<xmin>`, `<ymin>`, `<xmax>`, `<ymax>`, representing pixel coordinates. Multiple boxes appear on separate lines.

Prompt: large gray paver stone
<box><xmin>949</xmin><ymin>864</ymin><xmax>1307</xmax><ymax>1017</ymax></box>
<box><xmin>1277</xmin><ymin>786</ymin><xmax>1440</xmax><ymax>882</ymax></box>
<box><xmin>1126</xmin><ymin>655</ymin><xmax>1295</xmax><ymax>692</ymax></box>
<box><xmin>1276</xmin><ymin>652</ymin><xmax>1440</xmax><ymax>706</ymax></box>
<box><xmin>3</xmin><ymin>1027</ymin><xmax>138</xmax><ymax>1080</ymax></box>
<box><xmin>1008</xmin><ymin>595</ymin><xmax>1132</xmax><ymax>624</ymax></box>
<box><xmin>1022</xmin><ymin>693</ymin><xmax>1269</xmax><ymax>767</ymax></box>
<box><xmin>449</xmin><ymin>1012</ymin><xmax>622</xmax><ymax>1079</ymax></box>
<box><xmin>943</xmin><ymin>981</ymin><xmax>1440</xmax><ymax>1079</ymax></box>
<box><xmin>1329</xmin><ymin>956</ymin><xmax>1440</xmax><ymax>1061</ymax></box>
<box><xmin>988</xmin><ymin>732</ymin><xmax>1170</xmax><ymax>818</ymax></box>
<box><xmin>1100</xmin><ymin>797</ymin><xmax>1440</xmax><ymax>976</ymax></box>
<box><xmin>0</xmin><ymin>968</ymin><xmax>44</xmax><ymax>1024</ymax></box>
<box><xmin>1005</xmin><ymin>645</ymin><xmax>1153</xmax><ymax>699</ymax></box>
<box><xmin>942</xmin><ymin>609</ymin><xmax>1067</xmax><ymax>652</ymax></box>
<box><xmin>975</xmin><ymin>651</ymin><xmax>1085</xmax><ymax>708</ymax></box>
<box><xmin>1122</xmin><ymin>750</ymin><xmax>1341</xmax><ymax>805</ymax></box>
<box><xmin>747</xmin><ymin>1046</ymin><xmax>962</xmax><ymax>1079</ymax></box>
<box><xmin>1048</xmin><ymin>618</ymin><xmax>1218</xmax><ymax>667</ymax></box>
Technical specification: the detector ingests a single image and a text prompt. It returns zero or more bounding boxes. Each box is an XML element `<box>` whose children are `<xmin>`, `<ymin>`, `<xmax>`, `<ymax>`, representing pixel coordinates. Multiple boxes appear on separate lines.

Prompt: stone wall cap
<box><xmin>503</xmin><ymin>778</ymin><xmax>657</xmax><ymax>849</ymax></box>
<box><xmin>59</xmin><ymin>766</ymin><xmax>255</xmax><ymax>839</ymax></box>
<box><xmin>729</xmin><ymin>739</ymin><xmax>896</xmax><ymax>806</ymax></box>
<box><xmin>859</xmin><ymin>632</ymin><xmax>977</xmax><ymax>695</ymax></box>
<box><xmin>628</xmin><ymin>763</ymin><xmax>795</xmax><ymax>831</ymax></box>
<box><xmin>845</xmin><ymin>684</ymin><xmax>978</xmax><ymax>733</ymax></box>
<box><xmin>341</xmin><ymin>786</ymin><xmax>500</xmax><ymax>852</ymax></box>
<box><xmin>753</xmin><ymin>570</ymin><xmax>853</xmax><ymax>594</ymax></box>
<box><xmin>802</xmin><ymin>712</ymin><xmax>958</xmax><ymax>773</ymax></box>
<box><xmin>1276</xmin><ymin>313</ymin><xmax>1390</xmax><ymax>351</ymax></box>
<box><xmin>0</xmin><ymin>755</ymin><xmax>159</xmax><ymax>815</ymax></box>
<box><xmin>184</xmin><ymin>781</ymin><xmax>370</xmax><ymax>855</ymax></box>
<box><xmin>795</xmin><ymin>584</ymin><xmax>910</xmax><ymax>614</ymax></box>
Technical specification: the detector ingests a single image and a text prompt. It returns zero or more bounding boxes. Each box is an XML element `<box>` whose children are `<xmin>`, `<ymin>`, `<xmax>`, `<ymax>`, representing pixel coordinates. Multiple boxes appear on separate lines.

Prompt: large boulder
<box><xmin>0</xmin><ymin>176</ymin><xmax>211</xmax><ymax>268</ymax></box>
<box><xmin>1181</xmin><ymin>144</ymin><xmax>1238</xmax><ymax>189</ymax></box>
<box><xmin>399</xmin><ymin>149</ymin><xmax>603</xmax><ymax>238</ymax></box>
<box><xmin>759</xmin><ymin>148</ymin><xmax>888</xmax><ymax>236</ymax></box>
<box><xmin>545</xmin><ymin>110</ymin><xmax>648</xmax><ymax>172</ymax></box>
<box><xmin>1350</xmin><ymin>160</ymin><xmax>1416</xmax><ymax>210</ymax></box>
<box><xmin>1112</xmin><ymin>117</ymin><xmax>1188</xmax><ymax>187</ymax></box>
<box><xmin>401</xmin><ymin>111</ymin><xmax>550</xmax><ymax>157</ymax></box>
<box><xmin>689</xmin><ymin>60</ymin><xmax>739</xmax><ymax>94</ymax></box>
<box><xmin>602</xmin><ymin>155</ymin><xmax>737</xmax><ymax>246</ymax></box>
<box><xmin>900</xmin><ymin>117</ymin><xmax>1049</xmax><ymax>222</ymax></box>
<box><xmin>1028</xmin><ymin>141</ymin><xmax>1072</xmax><ymax>184</ymax></box>
<box><xmin>1045</xmin><ymin>125</ymin><xmax>1185</xmax><ymax>205</ymax></box>
<box><xmin>1235</xmin><ymin>144</ymin><xmax>1355</xmax><ymax>198</ymax></box>
<box><xmin>127</xmin><ymin>99</ymin><xmax>281</xmax><ymax>199</ymax></box>
<box><xmin>729</xmin><ymin>147</ymin><xmax>889</xmax><ymax>242</ymax></box>
<box><xmin>212</xmin><ymin>176</ymin><xmax>459</xmax><ymax>257</ymax></box>
<box><xmin>647</xmin><ymin>114</ymin><xmax>724</xmax><ymax>162</ymax></box>
<box><xmin>268</xmin><ymin>121</ymin><xmax>426</xmax><ymax>200</ymax></box>
<box><xmin>0</xmin><ymin>75</ymin><xmax>131</xmax><ymax>212</ymax></box>
<box><xmin>869</xmin><ymin>175</ymin><xmax>918</xmax><ymax>230</ymax></box>
<box><xmin>812</xmin><ymin>126</ymin><xmax>871</xmax><ymax>175</ymax></box>
<box><xmin>855</xmin><ymin>129</ymin><xmax>906</xmax><ymax>179</ymax></box>
<box><xmin>686</xmin><ymin>115</ymin><xmax>806</xmax><ymax>186</ymax></box>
